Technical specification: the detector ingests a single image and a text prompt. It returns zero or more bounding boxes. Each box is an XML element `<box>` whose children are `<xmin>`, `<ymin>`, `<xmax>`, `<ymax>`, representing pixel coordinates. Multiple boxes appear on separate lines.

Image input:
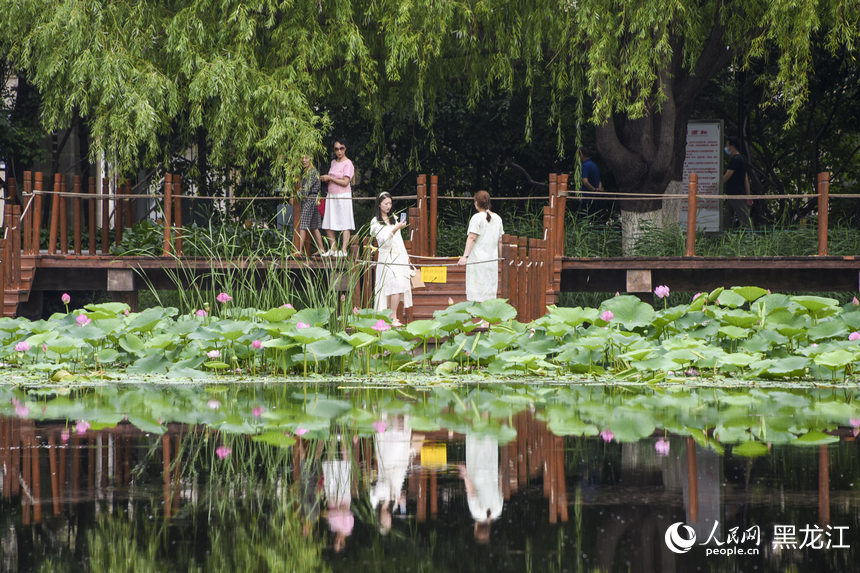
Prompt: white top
<box><xmin>466</xmin><ymin>211</ymin><xmax>504</xmax><ymax>302</ymax></box>
<box><xmin>322</xmin><ymin>459</ymin><xmax>352</xmax><ymax>507</ymax></box>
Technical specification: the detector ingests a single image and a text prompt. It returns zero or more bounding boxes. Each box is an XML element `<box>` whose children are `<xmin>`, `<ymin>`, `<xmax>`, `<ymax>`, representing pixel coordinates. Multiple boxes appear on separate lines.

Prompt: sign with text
<box><xmin>681</xmin><ymin>120</ymin><xmax>723</xmax><ymax>233</ymax></box>
<box><xmin>421</xmin><ymin>266</ymin><xmax>447</xmax><ymax>283</ymax></box>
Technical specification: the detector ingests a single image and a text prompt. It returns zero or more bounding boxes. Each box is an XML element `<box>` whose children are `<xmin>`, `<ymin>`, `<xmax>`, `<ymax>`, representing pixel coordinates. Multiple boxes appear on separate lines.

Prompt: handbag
<box><xmin>410</xmin><ymin>267</ymin><xmax>425</xmax><ymax>289</ymax></box>
<box><xmin>317</xmin><ymin>197</ymin><xmax>326</xmax><ymax>217</ymax></box>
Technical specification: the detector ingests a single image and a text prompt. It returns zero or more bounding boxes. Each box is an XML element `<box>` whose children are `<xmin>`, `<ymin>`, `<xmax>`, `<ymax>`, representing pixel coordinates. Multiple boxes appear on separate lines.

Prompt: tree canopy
<box><xmin>2</xmin><ymin>0</ymin><xmax>858</xmax><ymax>199</ymax></box>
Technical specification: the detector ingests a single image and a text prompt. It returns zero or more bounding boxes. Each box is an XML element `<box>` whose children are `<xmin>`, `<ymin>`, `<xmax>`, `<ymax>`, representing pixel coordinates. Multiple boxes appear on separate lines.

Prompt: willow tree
<box><xmin>3</xmin><ymin>0</ymin><xmax>858</xmax><ymax>223</ymax></box>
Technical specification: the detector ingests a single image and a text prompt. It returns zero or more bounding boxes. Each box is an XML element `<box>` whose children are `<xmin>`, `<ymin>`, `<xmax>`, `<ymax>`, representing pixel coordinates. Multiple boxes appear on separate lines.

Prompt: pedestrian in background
<box><xmin>320</xmin><ymin>137</ymin><xmax>356</xmax><ymax>256</ymax></box>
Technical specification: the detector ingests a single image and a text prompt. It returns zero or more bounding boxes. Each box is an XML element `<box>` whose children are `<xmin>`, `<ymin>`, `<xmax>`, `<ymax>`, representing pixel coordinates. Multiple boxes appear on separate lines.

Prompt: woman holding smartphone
<box><xmin>370</xmin><ymin>192</ymin><xmax>412</xmax><ymax>326</ymax></box>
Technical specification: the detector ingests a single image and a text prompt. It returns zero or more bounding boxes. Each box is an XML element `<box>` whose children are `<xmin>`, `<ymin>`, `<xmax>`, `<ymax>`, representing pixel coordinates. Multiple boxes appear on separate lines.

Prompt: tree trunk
<box><xmin>594</xmin><ymin>14</ymin><xmax>733</xmax><ymax>253</ymax></box>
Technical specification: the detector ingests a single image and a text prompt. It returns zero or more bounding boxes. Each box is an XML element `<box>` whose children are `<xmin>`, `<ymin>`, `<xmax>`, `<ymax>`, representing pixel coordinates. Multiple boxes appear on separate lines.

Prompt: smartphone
<box><xmin>399</xmin><ymin>212</ymin><xmax>407</xmax><ymax>223</ymax></box>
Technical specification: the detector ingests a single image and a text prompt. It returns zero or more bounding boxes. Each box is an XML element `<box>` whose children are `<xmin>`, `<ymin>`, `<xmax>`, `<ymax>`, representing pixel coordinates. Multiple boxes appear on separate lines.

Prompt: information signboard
<box><xmin>681</xmin><ymin>120</ymin><xmax>723</xmax><ymax>233</ymax></box>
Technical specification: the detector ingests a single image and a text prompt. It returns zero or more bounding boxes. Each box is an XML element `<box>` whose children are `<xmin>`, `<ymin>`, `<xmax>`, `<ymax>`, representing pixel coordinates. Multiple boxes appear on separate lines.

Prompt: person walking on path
<box><xmin>370</xmin><ymin>192</ymin><xmax>412</xmax><ymax>326</ymax></box>
<box><xmin>721</xmin><ymin>136</ymin><xmax>753</xmax><ymax>230</ymax></box>
<box><xmin>295</xmin><ymin>155</ymin><xmax>325</xmax><ymax>256</ymax></box>
<box><xmin>320</xmin><ymin>137</ymin><xmax>356</xmax><ymax>256</ymax></box>
<box><xmin>457</xmin><ymin>190</ymin><xmax>504</xmax><ymax>304</ymax></box>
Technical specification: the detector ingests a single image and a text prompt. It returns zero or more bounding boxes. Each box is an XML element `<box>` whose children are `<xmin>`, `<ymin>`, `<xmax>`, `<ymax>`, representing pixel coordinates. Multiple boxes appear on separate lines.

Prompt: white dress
<box><xmin>466</xmin><ymin>434</ymin><xmax>503</xmax><ymax>522</ymax></box>
<box><xmin>322</xmin><ymin>158</ymin><xmax>355</xmax><ymax>231</ymax></box>
<box><xmin>369</xmin><ymin>424</ymin><xmax>413</xmax><ymax>510</ymax></box>
<box><xmin>465</xmin><ymin>212</ymin><xmax>504</xmax><ymax>302</ymax></box>
<box><xmin>370</xmin><ymin>217</ymin><xmax>413</xmax><ymax>312</ymax></box>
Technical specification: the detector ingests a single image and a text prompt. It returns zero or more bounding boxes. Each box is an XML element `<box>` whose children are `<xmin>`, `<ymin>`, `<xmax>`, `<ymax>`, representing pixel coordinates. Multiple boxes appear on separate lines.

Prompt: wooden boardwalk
<box><xmin>2</xmin><ymin>171</ymin><xmax>857</xmax><ymax>322</ymax></box>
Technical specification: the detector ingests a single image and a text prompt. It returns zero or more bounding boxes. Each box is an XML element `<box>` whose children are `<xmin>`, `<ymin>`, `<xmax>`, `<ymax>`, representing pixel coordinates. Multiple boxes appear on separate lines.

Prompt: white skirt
<box><xmin>322</xmin><ymin>193</ymin><xmax>355</xmax><ymax>231</ymax></box>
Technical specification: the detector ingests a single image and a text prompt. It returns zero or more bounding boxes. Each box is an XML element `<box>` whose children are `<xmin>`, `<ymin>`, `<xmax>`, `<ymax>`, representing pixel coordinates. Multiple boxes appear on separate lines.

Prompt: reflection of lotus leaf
<box><xmin>732</xmin><ymin>440</ymin><xmax>768</xmax><ymax>457</ymax></box>
<box><xmin>792</xmin><ymin>430</ymin><xmax>839</xmax><ymax>446</ymax></box>
<box><xmin>252</xmin><ymin>431</ymin><xmax>296</xmax><ymax>448</ymax></box>
<box><xmin>609</xmin><ymin>411</ymin><xmax>656</xmax><ymax>442</ymax></box>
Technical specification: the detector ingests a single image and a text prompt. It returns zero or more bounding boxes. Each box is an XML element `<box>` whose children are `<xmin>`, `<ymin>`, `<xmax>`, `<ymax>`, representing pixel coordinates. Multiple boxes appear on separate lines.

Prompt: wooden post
<box><xmin>22</xmin><ymin>172</ymin><xmax>32</xmax><ymax>254</ymax></box>
<box><xmin>173</xmin><ymin>175</ymin><xmax>183</xmax><ymax>255</ymax></box>
<box><xmin>555</xmin><ymin>436</ymin><xmax>568</xmax><ymax>522</ymax></box>
<box><xmin>88</xmin><ymin>177</ymin><xmax>97</xmax><ymax>254</ymax></box>
<box><xmin>49</xmin><ymin>174</ymin><xmax>61</xmax><ymax>254</ymax></box>
<box><xmin>48</xmin><ymin>434</ymin><xmax>60</xmax><ymax>516</ymax></box>
<box><xmin>0</xmin><ymin>236</ymin><xmax>6</xmax><ymax>298</ymax></box>
<box><xmin>116</xmin><ymin>179</ymin><xmax>124</xmax><ymax>246</ymax></box>
<box><xmin>416</xmin><ymin>175</ymin><xmax>427</xmax><ymax>257</ymax></box>
<box><xmin>429</xmin><ymin>175</ymin><xmax>438</xmax><ymax>256</ymax></box>
<box><xmin>686</xmin><ymin>173</ymin><xmax>698</xmax><ymax>256</ymax></box>
<box><xmin>31</xmin><ymin>429</ymin><xmax>41</xmax><ymax>524</ymax></box>
<box><xmin>73</xmin><ymin>176</ymin><xmax>82</xmax><ymax>255</ymax></box>
<box><xmin>686</xmin><ymin>437</ymin><xmax>698</xmax><ymax>523</ymax></box>
<box><xmin>11</xmin><ymin>206</ymin><xmax>21</xmax><ymax>289</ymax></box>
<box><xmin>101</xmin><ymin>177</ymin><xmax>110</xmax><ymax>253</ymax></box>
<box><xmin>33</xmin><ymin>173</ymin><xmax>43</xmax><ymax>254</ymax></box>
<box><xmin>8</xmin><ymin>177</ymin><xmax>15</xmax><ymax>205</ymax></box>
<box><xmin>517</xmin><ymin>237</ymin><xmax>528</xmax><ymax>322</ymax></box>
<box><xmin>162</xmin><ymin>434</ymin><xmax>171</xmax><ymax>519</ymax></box>
<box><xmin>818</xmin><ymin>172</ymin><xmax>829</xmax><ymax>257</ymax></box>
<box><xmin>819</xmin><ymin>444</ymin><xmax>830</xmax><ymax>526</ymax></box>
<box><xmin>500</xmin><ymin>234</ymin><xmax>512</xmax><ymax>301</ymax></box>
<box><xmin>125</xmin><ymin>179</ymin><xmax>133</xmax><ymax>229</ymax></box>
<box><xmin>163</xmin><ymin>174</ymin><xmax>172</xmax><ymax>256</ymax></box>
<box><xmin>59</xmin><ymin>174</ymin><xmax>68</xmax><ymax>254</ymax></box>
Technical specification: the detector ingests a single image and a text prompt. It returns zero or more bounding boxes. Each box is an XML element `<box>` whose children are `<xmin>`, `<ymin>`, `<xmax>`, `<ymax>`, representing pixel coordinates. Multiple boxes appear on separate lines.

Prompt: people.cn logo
<box><xmin>665</xmin><ymin>522</ymin><xmax>697</xmax><ymax>554</ymax></box>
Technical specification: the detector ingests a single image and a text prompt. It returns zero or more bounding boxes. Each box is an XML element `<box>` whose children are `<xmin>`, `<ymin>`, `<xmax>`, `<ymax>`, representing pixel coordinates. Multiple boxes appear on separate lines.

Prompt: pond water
<box><xmin>2</xmin><ymin>383</ymin><xmax>860</xmax><ymax>572</ymax></box>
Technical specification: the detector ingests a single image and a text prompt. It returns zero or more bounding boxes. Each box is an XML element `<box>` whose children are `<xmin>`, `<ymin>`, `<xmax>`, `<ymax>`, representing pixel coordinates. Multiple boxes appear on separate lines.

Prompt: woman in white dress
<box><xmin>370</xmin><ymin>192</ymin><xmax>412</xmax><ymax>326</ymax></box>
<box><xmin>320</xmin><ymin>137</ymin><xmax>356</xmax><ymax>257</ymax></box>
<box><xmin>369</xmin><ymin>415</ymin><xmax>423</xmax><ymax>533</ymax></box>
<box><xmin>458</xmin><ymin>433</ymin><xmax>503</xmax><ymax>543</ymax></box>
<box><xmin>457</xmin><ymin>190</ymin><xmax>504</xmax><ymax>302</ymax></box>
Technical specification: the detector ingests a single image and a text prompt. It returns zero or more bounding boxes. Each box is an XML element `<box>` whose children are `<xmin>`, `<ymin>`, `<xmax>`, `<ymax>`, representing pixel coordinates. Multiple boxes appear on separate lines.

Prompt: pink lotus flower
<box><xmin>692</xmin><ymin>292</ymin><xmax>702</xmax><ymax>301</ymax></box>
<box><xmin>124</xmin><ymin>309</ymin><xmax>130</xmax><ymax>316</ymax></box>
<box><xmin>15</xmin><ymin>403</ymin><xmax>29</xmax><ymax>417</ymax></box>
<box><xmin>76</xmin><ymin>314</ymin><xmax>91</xmax><ymax>326</ymax></box>
<box><xmin>849</xmin><ymin>418</ymin><xmax>860</xmax><ymax>428</ymax></box>
<box><xmin>207</xmin><ymin>399</ymin><xmax>221</xmax><ymax>410</ymax></box>
<box><xmin>14</xmin><ymin>341</ymin><xmax>31</xmax><ymax>352</ymax></box>
<box><xmin>61</xmin><ymin>429</ymin><xmax>70</xmax><ymax>443</ymax></box>
<box><xmin>62</xmin><ymin>293</ymin><xmax>71</xmax><ymax>304</ymax></box>
<box><xmin>196</xmin><ymin>309</ymin><xmax>208</xmax><ymax>317</ymax></box>
<box><xmin>296</xmin><ymin>428</ymin><xmax>309</xmax><ymax>436</ymax></box>
<box><xmin>216</xmin><ymin>293</ymin><xmax>233</xmax><ymax>303</ymax></box>
<box><xmin>372</xmin><ymin>420</ymin><xmax>389</xmax><ymax>434</ymax></box>
<box><xmin>850</xmin><ymin>331</ymin><xmax>860</xmax><ymax>342</ymax></box>
<box><xmin>216</xmin><ymin>446</ymin><xmax>232</xmax><ymax>459</ymax></box>
<box><xmin>252</xmin><ymin>340</ymin><xmax>263</xmax><ymax>350</ymax></box>
<box><xmin>448</xmin><ymin>297</ymin><xmax>454</xmax><ymax>305</ymax></box>
<box><xmin>352</xmin><ymin>307</ymin><xmax>359</xmax><ymax>315</ymax></box>
<box><xmin>75</xmin><ymin>420</ymin><xmax>90</xmax><ymax>435</ymax></box>
<box><xmin>600</xmin><ymin>310</ymin><xmax>614</xmax><ymax>323</ymax></box>
<box><xmin>353</xmin><ymin>436</ymin><xmax>359</xmax><ymax>444</ymax></box>
<box><xmin>767</xmin><ymin>289</ymin><xmax>772</xmax><ymax>295</ymax></box>
<box><xmin>207</xmin><ymin>350</ymin><xmax>221</xmax><ymax>359</ymax></box>
<box><xmin>252</xmin><ymin>406</ymin><xmax>264</xmax><ymax>417</ymax></box>
<box><xmin>296</xmin><ymin>322</ymin><xmax>310</xmax><ymax>330</ymax></box>
<box><xmin>654</xmin><ymin>285</ymin><xmax>670</xmax><ymax>299</ymax></box>
<box><xmin>853</xmin><ymin>297</ymin><xmax>859</xmax><ymax>307</ymax></box>
<box><xmin>599</xmin><ymin>429</ymin><xmax>614</xmax><ymax>443</ymax></box>
<box><xmin>281</xmin><ymin>303</ymin><xmax>294</xmax><ymax>309</ymax></box>
<box><xmin>655</xmin><ymin>438</ymin><xmax>670</xmax><ymax>456</ymax></box>
<box><xmin>372</xmin><ymin>319</ymin><xmax>390</xmax><ymax>333</ymax></box>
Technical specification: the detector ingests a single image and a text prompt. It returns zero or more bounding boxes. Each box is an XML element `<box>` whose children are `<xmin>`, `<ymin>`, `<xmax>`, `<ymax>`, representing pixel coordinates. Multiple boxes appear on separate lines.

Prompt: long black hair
<box><xmin>373</xmin><ymin>192</ymin><xmax>397</xmax><ymax>225</ymax></box>
<box><xmin>475</xmin><ymin>190</ymin><xmax>492</xmax><ymax>222</ymax></box>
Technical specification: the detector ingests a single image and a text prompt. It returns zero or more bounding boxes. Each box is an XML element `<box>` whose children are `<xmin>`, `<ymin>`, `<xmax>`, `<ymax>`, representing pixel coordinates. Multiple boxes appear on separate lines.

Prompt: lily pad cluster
<box><xmin>0</xmin><ymin>287</ymin><xmax>859</xmax><ymax>381</ymax></box>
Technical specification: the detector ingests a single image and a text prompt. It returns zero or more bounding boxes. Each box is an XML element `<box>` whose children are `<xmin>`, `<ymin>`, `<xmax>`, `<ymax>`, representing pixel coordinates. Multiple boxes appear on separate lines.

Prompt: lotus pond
<box><xmin>2</xmin><ymin>286</ymin><xmax>860</xmax><ymax>383</ymax></box>
<box><xmin>3</xmin><ymin>382</ymin><xmax>860</xmax><ymax>572</ymax></box>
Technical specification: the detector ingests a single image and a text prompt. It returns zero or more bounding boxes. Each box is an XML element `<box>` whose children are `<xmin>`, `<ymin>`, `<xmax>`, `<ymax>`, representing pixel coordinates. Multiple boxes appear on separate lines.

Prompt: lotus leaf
<box><xmin>258</xmin><ymin>307</ymin><xmax>297</xmax><ymax>322</ymax></box>
<box><xmin>719</xmin><ymin>353</ymin><xmax>759</xmax><ymax>367</ymax></box>
<box><xmin>792</xmin><ymin>430</ymin><xmax>839</xmax><ymax>446</ymax></box>
<box><xmin>813</xmin><ymin>349</ymin><xmax>858</xmax><ymax>371</ymax></box>
<box><xmin>290</xmin><ymin>326</ymin><xmax>331</xmax><ymax>345</ymax></box>
<box><xmin>96</xmin><ymin>349</ymin><xmax>120</xmax><ymax>363</ymax></box>
<box><xmin>707</xmin><ymin>287</ymin><xmax>724</xmax><ymax>303</ymax></box>
<box><xmin>720</xmin><ymin>309</ymin><xmax>758</xmax><ymax>328</ymax></box>
<box><xmin>127</xmin><ymin>308</ymin><xmax>167</xmax><ymax>333</ymax></box>
<box><xmin>404</xmin><ymin>320</ymin><xmax>442</xmax><ymax>339</ymax></box>
<box><xmin>732</xmin><ymin>440</ymin><xmax>769</xmax><ymax>457</ymax></box>
<box><xmin>468</xmin><ymin>299</ymin><xmax>517</xmax><ymax>323</ymax></box>
<box><xmin>600</xmin><ymin>296</ymin><xmax>655</xmax><ymax>330</ymax></box>
<box><xmin>717</xmin><ymin>290</ymin><xmax>747</xmax><ymax>309</ymax></box>
<box><xmin>252</xmin><ymin>431</ymin><xmax>297</xmax><ymax>448</ymax></box>
<box><xmin>807</xmin><ymin>320</ymin><xmax>849</xmax><ymax>342</ymax></box>
<box><xmin>751</xmin><ymin>293</ymin><xmax>793</xmax><ymax>315</ymax></box>
<box><xmin>84</xmin><ymin>302</ymin><xmax>130</xmax><ymax>315</ymax></box>
<box><xmin>290</xmin><ymin>308</ymin><xmax>330</xmax><ymax>327</ymax></box>
<box><xmin>547</xmin><ymin>306</ymin><xmax>599</xmax><ymax>327</ymax></box>
<box><xmin>128</xmin><ymin>354</ymin><xmax>171</xmax><ymax>374</ymax></box>
<box><xmin>731</xmin><ymin>286</ymin><xmax>768</xmax><ymax>302</ymax></box>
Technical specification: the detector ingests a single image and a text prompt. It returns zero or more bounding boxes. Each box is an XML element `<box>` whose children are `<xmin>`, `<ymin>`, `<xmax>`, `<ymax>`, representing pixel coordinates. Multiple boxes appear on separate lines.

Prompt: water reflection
<box><xmin>2</xmin><ymin>384</ymin><xmax>860</xmax><ymax>572</ymax></box>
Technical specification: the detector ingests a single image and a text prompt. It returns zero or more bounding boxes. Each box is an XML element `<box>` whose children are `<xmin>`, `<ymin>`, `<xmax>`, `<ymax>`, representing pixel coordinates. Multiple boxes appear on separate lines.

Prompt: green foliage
<box><xmin>2</xmin><ymin>286</ymin><xmax>860</xmax><ymax>380</ymax></box>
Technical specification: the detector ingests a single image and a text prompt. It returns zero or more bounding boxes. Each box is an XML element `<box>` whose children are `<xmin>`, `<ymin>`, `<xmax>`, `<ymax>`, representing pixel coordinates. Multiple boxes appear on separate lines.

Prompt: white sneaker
<box><xmin>321</xmin><ymin>249</ymin><xmax>334</xmax><ymax>258</ymax></box>
<box><xmin>336</xmin><ymin>250</ymin><xmax>347</xmax><ymax>257</ymax></box>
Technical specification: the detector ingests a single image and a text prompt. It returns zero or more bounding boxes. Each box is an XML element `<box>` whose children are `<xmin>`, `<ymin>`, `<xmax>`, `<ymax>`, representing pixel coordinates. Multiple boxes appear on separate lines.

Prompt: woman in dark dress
<box><xmin>295</xmin><ymin>154</ymin><xmax>324</xmax><ymax>256</ymax></box>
